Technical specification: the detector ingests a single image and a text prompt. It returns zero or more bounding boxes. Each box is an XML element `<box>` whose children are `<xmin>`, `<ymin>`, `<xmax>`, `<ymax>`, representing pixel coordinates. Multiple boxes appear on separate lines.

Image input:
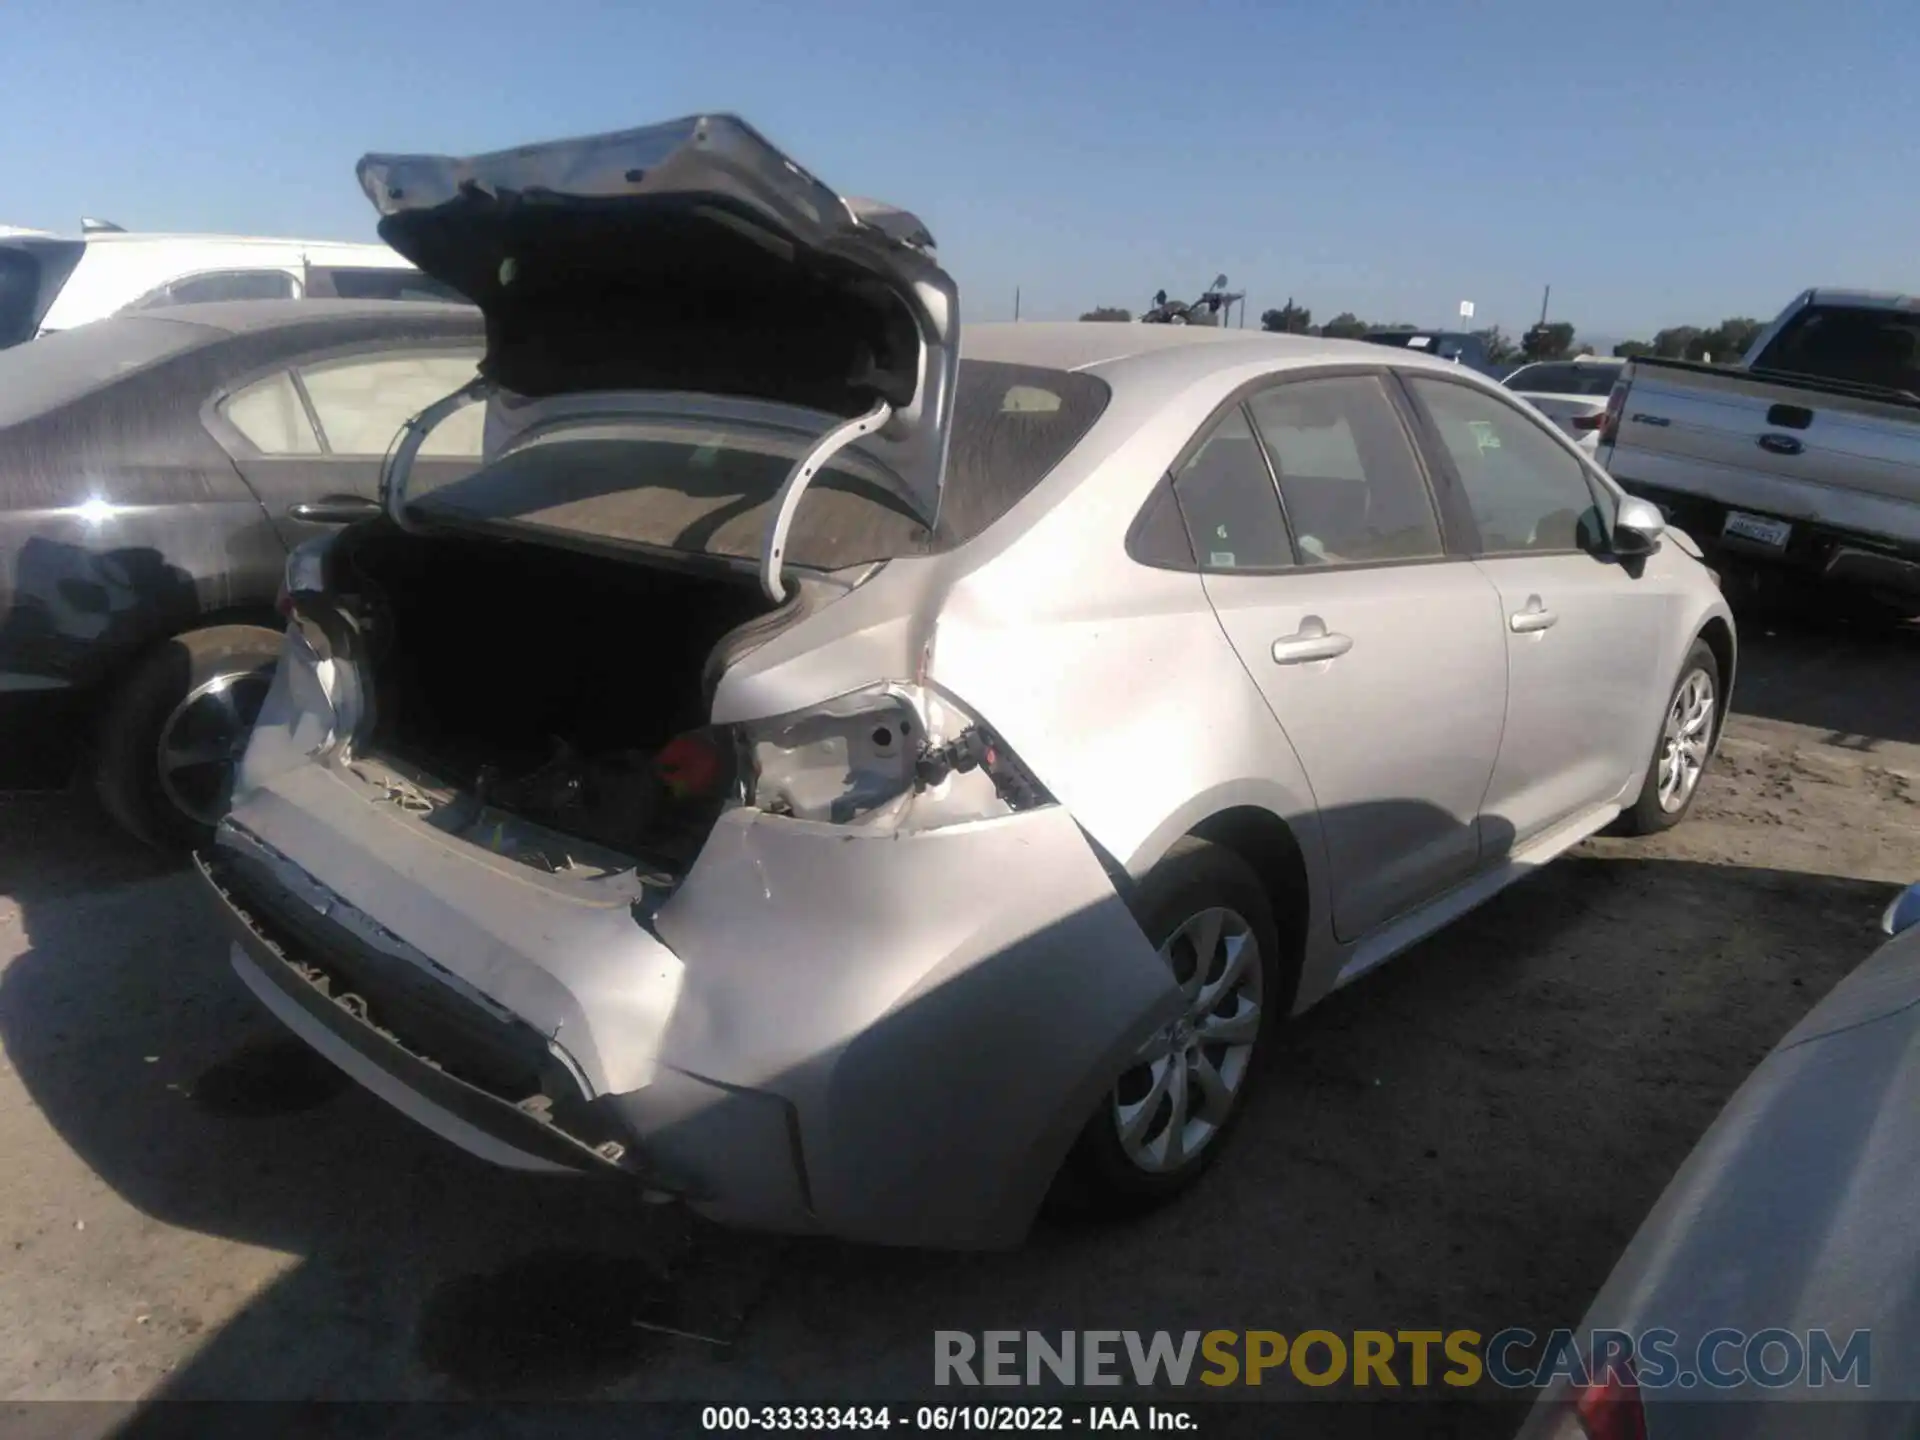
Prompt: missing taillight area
<box><xmin>742</xmin><ymin>684</ymin><xmax>1051</xmax><ymax>829</ymax></box>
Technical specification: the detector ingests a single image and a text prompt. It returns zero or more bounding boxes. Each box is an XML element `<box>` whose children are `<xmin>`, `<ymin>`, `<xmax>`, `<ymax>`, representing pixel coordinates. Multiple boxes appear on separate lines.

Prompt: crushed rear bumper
<box><xmin>202</xmin><ymin>754</ymin><xmax>1179</xmax><ymax>1249</ymax></box>
<box><xmin>198</xmin><ymin>849</ymin><xmax>638</xmax><ymax>1179</ymax></box>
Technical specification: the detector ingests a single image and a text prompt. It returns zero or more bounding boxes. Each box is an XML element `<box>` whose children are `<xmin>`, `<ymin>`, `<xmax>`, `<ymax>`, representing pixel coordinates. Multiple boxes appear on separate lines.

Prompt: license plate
<box><xmin>1722</xmin><ymin>510</ymin><xmax>1792</xmax><ymax>549</ymax></box>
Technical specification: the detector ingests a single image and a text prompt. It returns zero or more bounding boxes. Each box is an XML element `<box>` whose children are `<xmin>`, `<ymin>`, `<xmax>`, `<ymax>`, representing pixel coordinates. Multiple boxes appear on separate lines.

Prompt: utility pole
<box><xmin>1014</xmin><ymin>287</ymin><xmax>1021</xmax><ymax>322</ymax></box>
<box><xmin>1537</xmin><ymin>284</ymin><xmax>1551</xmax><ymax>328</ymax></box>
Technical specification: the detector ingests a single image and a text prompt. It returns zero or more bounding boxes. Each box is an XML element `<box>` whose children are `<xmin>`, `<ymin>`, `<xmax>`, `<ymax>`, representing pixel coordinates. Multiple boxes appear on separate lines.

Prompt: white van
<box><xmin>0</xmin><ymin>220</ymin><xmax>463</xmax><ymax>347</ymax></box>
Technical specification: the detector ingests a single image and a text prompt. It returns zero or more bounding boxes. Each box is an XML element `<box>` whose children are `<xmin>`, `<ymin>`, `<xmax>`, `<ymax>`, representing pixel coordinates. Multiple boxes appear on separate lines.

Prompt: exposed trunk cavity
<box><xmin>330</xmin><ymin>525</ymin><xmax>794</xmax><ymax>866</ymax></box>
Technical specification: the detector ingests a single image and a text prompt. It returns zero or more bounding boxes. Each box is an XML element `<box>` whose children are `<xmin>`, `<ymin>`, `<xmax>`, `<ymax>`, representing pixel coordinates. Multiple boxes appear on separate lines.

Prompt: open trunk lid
<box><xmin>356</xmin><ymin>114</ymin><xmax>960</xmax><ymax>597</ymax></box>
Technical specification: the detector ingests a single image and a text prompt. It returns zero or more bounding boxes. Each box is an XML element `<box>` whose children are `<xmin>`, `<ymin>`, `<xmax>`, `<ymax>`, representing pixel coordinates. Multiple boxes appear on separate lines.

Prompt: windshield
<box><xmin>1504</xmin><ymin>363</ymin><xmax>1621</xmax><ymax>397</ymax></box>
<box><xmin>1752</xmin><ymin>304</ymin><xmax>1920</xmax><ymax>396</ymax></box>
<box><xmin>411</xmin><ymin>360</ymin><xmax>1112</xmax><ymax>569</ymax></box>
<box><xmin>0</xmin><ymin>313</ymin><xmax>205</xmax><ymax>428</ymax></box>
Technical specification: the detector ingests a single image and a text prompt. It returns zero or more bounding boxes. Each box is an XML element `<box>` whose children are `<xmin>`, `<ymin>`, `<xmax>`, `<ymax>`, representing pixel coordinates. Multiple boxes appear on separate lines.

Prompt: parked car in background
<box><xmin>1503</xmin><ymin>357</ymin><xmax>1626</xmax><ymax>457</ymax></box>
<box><xmin>1598</xmin><ymin>289</ymin><xmax>1920</xmax><ymax>618</ymax></box>
<box><xmin>0</xmin><ymin>220</ymin><xmax>463</xmax><ymax>348</ymax></box>
<box><xmin>1360</xmin><ymin>328</ymin><xmax>1504</xmax><ymax>376</ymax></box>
<box><xmin>1517</xmin><ymin>880</ymin><xmax>1920</xmax><ymax>1439</ymax></box>
<box><xmin>0</xmin><ymin>300</ymin><xmax>483</xmax><ymax>849</ymax></box>
<box><xmin>200</xmin><ymin>114</ymin><xmax>1736</xmax><ymax>1253</ymax></box>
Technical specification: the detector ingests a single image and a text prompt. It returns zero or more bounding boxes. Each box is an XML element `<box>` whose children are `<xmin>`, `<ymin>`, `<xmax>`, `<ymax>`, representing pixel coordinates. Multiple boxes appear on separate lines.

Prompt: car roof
<box><xmin>124</xmin><ymin>298</ymin><xmax>481</xmax><ymax>338</ymax></box>
<box><xmin>960</xmin><ymin>321</ymin><xmax>1472</xmax><ymax>386</ymax></box>
<box><xmin>1804</xmin><ymin>288</ymin><xmax>1920</xmax><ymax>313</ymax></box>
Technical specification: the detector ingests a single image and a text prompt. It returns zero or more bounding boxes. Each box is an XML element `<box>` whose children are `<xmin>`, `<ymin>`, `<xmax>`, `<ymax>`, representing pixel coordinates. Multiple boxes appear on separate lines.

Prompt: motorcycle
<box><xmin>1141</xmin><ymin>274</ymin><xmax>1234</xmax><ymax>326</ymax></box>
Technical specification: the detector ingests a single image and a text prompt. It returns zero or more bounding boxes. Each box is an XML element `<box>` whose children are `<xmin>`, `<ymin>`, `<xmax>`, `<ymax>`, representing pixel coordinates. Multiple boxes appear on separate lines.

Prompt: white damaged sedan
<box><xmin>200</xmin><ymin>115</ymin><xmax>1736</xmax><ymax>1249</ymax></box>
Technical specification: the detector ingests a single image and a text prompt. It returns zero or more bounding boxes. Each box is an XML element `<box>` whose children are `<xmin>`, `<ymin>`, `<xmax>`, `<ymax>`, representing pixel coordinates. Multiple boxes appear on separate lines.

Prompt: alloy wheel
<box><xmin>1656</xmin><ymin>667</ymin><xmax>1715</xmax><ymax>813</ymax></box>
<box><xmin>155</xmin><ymin>670</ymin><xmax>272</xmax><ymax>828</ymax></box>
<box><xmin>1113</xmin><ymin>906</ymin><xmax>1264</xmax><ymax>1174</ymax></box>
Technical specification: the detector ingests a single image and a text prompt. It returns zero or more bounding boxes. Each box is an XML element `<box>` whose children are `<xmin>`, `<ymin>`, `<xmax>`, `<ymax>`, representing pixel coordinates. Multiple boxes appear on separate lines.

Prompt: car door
<box><xmin>213</xmin><ymin>347</ymin><xmax>484</xmax><ymax>548</ymax></box>
<box><xmin>1177</xmin><ymin>371</ymin><xmax>1509</xmax><ymax>943</ymax></box>
<box><xmin>1399</xmin><ymin>372</ymin><xmax>1670</xmax><ymax>854</ymax></box>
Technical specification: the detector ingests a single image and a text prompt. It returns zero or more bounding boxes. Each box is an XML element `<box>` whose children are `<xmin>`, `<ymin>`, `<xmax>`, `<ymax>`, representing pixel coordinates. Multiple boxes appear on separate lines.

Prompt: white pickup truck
<box><xmin>1598</xmin><ymin>289</ymin><xmax>1920</xmax><ymax>616</ymax></box>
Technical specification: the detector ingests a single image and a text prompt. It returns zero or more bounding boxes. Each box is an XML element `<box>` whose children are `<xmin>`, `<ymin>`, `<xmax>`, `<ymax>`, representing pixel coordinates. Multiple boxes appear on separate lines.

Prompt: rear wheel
<box><xmin>1615</xmin><ymin>638</ymin><xmax>1720</xmax><ymax>836</ymax></box>
<box><xmin>94</xmin><ymin>624</ymin><xmax>282</xmax><ymax>854</ymax></box>
<box><xmin>1054</xmin><ymin>838</ymin><xmax>1282</xmax><ymax>1216</ymax></box>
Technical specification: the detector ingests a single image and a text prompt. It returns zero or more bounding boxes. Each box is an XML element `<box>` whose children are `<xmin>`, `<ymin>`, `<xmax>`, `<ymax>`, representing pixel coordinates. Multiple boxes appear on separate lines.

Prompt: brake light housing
<box><xmin>1571</xmin><ymin>1370</ymin><xmax>1648</xmax><ymax>1440</ymax></box>
<box><xmin>1598</xmin><ymin>381</ymin><xmax>1629</xmax><ymax>447</ymax></box>
<box><xmin>738</xmin><ymin>683</ymin><xmax>1050</xmax><ymax>830</ymax></box>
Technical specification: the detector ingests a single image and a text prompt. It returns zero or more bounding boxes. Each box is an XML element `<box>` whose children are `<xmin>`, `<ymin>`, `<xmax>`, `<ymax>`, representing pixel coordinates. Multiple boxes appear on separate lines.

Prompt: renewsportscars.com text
<box><xmin>934</xmin><ymin>1328</ymin><xmax>1871</xmax><ymax>1391</ymax></box>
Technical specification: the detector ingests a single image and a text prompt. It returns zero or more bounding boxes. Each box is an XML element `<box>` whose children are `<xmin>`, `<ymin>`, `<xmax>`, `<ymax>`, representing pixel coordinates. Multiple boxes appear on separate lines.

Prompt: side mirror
<box><xmin>1884</xmin><ymin>881</ymin><xmax>1920</xmax><ymax>937</ymax></box>
<box><xmin>1612</xmin><ymin>495</ymin><xmax>1665</xmax><ymax>557</ymax></box>
<box><xmin>288</xmin><ymin>495</ymin><xmax>382</xmax><ymax>525</ymax></box>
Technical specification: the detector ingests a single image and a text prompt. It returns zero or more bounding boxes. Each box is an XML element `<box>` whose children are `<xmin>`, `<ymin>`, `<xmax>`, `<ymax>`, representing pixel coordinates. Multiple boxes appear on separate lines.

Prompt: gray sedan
<box><xmin>0</xmin><ymin>301</ymin><xmax>482</xmax><ymax>849</ymax></box>
<box><xmin>1516</xmin><ymin>883</ymin><xmax>1920</xmax><ymax>1438</ymax></box>
<box><xmin>198</xmin><ymin>114</ymin><xmax>1736</xmax><ymax>1249</ymax></box>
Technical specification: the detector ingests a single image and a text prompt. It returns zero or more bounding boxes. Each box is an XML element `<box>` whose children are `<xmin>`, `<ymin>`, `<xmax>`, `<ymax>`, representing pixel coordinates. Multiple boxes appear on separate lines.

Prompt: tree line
<box><xmin>1076</xmin><ymin>303</ymin><xmax>1770</xmax><ymax>366</ymax></box>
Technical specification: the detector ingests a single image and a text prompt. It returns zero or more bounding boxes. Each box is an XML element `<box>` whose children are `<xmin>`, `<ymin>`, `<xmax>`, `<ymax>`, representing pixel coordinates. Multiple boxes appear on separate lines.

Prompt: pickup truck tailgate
<box><xmin>1605</xmin><ymin>364</ymin><xmax>1920</xmax><ymax>549</ymax></box>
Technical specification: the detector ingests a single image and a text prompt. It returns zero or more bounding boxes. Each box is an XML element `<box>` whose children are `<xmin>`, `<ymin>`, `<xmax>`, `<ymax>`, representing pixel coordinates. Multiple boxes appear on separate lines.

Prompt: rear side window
<box><xmin>298</xmin><ymin>352</ymin><xmax>483</xmax><ymax>456</ymax></box>
<box><xmin>1170</xmin><ymin>408</ymin><xmax>1293</xmax><ymax>570</ymax></box>
<box><xmin>1247</xmin><ymin>376</ymin><xmax>1443</xmax><ymax>566</ymax></box>
<box><xmin>1753</xmin><ymin>305</ymin><xmax>1920</xmax><ymax>394</ymax></box>
<box><xmin>223</xmin><ymin>372</ymin><xmax>321</xmax><ymax>454</ymax></box>
<box><xmin>125</xmin><ymin>268</ymin><xmax>298</xmax><ymax>310</ymax></box>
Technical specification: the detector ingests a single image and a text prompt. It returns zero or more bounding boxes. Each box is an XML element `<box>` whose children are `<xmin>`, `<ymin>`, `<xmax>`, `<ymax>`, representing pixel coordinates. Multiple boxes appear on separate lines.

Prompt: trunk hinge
<box><xmin>759</xmin><ymin>398</ymin><xmax>893</xmax><ymax>603</ymax></box>
<box><xmin>380</xmin><ymin>377</ymin><xmax>494</xmax><ymax>532</ymax></box>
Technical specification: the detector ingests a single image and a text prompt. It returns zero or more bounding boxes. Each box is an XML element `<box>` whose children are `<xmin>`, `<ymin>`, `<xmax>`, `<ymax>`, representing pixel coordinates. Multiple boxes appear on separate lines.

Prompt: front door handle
<box><xmin>1510</xmin><ymin>596</ymin><xmax>1558</xmax><ymax>634</ymax></box>
<box><xmin>1271</xmin><ymin>616</ymin><xmax>1354</xmax><ymax>665</ymax></box>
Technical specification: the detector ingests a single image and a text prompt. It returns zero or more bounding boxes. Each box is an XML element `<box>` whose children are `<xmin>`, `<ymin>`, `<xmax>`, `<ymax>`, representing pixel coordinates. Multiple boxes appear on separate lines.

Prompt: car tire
<box><xmin>1614</xmin><ymin>637</ymin><xmax>1721</xmax><ymax>836</ymax></box>
<box><xmin>1051</xmin><ymin>837</ymin><xmax>1283</xmax><ymax>1218</ymax></box>
<box><xmin>93</xmin><ymin>624</ymin><xmax>283</xmax><ymax>855</ymax></box>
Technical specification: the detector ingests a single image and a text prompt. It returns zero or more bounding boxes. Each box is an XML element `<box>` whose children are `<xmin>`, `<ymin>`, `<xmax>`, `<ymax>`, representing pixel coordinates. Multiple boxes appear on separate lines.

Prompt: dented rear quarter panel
<box><xmin>708</xmin><ymin>349</ymin><xmax>1339</xmax><ymax>1006</ymax></box>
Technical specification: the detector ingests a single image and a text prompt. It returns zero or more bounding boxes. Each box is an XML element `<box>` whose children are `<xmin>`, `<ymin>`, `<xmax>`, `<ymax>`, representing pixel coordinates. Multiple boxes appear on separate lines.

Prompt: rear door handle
<box><xmin>1510</xmin><ymin>596</ymin><xmax>1558</xmax><ymax>634</ymax></box>
<box><xmin>288</xmin><ymin>494</ymin><xmax>382</xmax><ymax>524</ymax></box>
<box><xmin>1271</xmin><ymin>616</ymin><xmax>1353</xmax><ymax>665</ymax></box>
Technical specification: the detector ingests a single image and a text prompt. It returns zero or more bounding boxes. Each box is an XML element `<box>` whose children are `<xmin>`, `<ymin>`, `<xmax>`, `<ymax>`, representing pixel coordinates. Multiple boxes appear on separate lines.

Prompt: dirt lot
<box><xmin>2</xmin><ymin>614</ymin><xmax>1917</xmax><ymax>1435</ymax></box>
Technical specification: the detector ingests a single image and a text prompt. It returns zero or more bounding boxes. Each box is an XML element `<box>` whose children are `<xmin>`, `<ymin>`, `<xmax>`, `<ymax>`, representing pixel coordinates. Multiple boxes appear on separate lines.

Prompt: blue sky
<box><xmin>5</xmin><ymin>0</ymin><xmax>1915</xmax><ymax>341</ymax></box>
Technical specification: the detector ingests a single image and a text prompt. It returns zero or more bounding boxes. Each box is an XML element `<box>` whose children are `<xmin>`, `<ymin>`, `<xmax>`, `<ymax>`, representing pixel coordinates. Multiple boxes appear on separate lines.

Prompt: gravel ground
<box><xmin>2</xmin><ymin>614</ymin><xmax>1917</xmax><ymax>1436</ymax></box>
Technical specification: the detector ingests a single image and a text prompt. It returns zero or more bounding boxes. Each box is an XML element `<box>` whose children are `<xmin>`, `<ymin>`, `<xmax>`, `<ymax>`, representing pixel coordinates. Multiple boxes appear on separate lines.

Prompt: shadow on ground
<box><xmin>0</xmin><ymin>782</ymin><xmax>1897</xmax><ymax>1439</ymax></box>
<box><xmin>1722</xmin><ymin>606</ymin><xmax>1920</xmax><ymax>750</ymax></box>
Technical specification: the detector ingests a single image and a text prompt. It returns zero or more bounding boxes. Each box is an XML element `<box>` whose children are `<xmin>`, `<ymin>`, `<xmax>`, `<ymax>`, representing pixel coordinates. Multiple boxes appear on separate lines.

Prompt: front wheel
<box><xmin>1615</xmin><ymin>638</ymin><xmax>1721</xmax><ymax>835</ymax></box>
<box><xmin>1053</xmin><ymin>838</ymin><xmax>1282</xmax><ymax>1216</ymax></box>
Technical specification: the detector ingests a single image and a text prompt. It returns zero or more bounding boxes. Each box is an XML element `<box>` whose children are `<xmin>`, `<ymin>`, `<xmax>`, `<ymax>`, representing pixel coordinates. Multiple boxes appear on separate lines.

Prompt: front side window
<box><xmin>1406</xmin><ymin>376</ymin><xmax>1604</xmax><ymax>554</ymax></box>
<box><xmin>297</xmin><ymin>351</ymin><xmax>484</xmax><ymax>457</ymax></box>
<box><xmin>1246</xmin><ymin>375</ymin><xmax>1443</xmax><ymax>566</ymax></box>
<box><xmin>1169</xmin><ymin>407</ymin><xmax>1293</xmax><ymax>570</ymax></box>
<box><xmin>319</xmin><ymin>267</ymin><xmax>467</xmax><ymax>303</ymax></box>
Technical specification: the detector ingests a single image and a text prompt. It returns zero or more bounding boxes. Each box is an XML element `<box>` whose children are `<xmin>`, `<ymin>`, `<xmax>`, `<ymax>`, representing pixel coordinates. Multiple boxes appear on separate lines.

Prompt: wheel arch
<box><xmin>89</xmin><ymin>602</ymin><xmax>284</xmax><ymax>730</ymax></box>
<box><xmin>1126</xmin><ymin>798</ymin><xmax>1316</xmax><ymax>1018</ymax></box>
<box><xmin>1696</xmin><ymin>613</ymin><xmax>1736</xmax><ymax>746</ymax></box>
